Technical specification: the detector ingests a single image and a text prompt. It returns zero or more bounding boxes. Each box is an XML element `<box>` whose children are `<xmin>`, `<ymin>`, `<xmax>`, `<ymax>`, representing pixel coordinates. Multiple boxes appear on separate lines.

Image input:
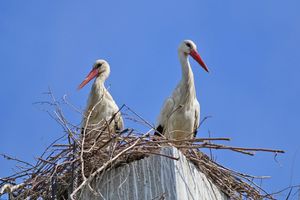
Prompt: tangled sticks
<box><xmin>0</xmin><ymin>94</ymin><xmax>284</xmax><ymax>200</ymax></box>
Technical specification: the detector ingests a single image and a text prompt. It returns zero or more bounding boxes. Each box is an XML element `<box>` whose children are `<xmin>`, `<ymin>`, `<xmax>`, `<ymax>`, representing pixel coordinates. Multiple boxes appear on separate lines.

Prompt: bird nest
<box><xmin>0</xmin><ymin>93</ymin><xmax>285</xmax><ymax>200</ymax></box>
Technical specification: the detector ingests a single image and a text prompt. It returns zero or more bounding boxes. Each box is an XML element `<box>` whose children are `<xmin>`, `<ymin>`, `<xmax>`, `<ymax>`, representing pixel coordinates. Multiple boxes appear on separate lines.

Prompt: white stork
<box><xmin>78</xmin><ymin>59</ymin><xmax>124</xmax><ymax>146</ymax></box>
<box><xmin>155</xmin><ymin>40</ymin><xmax>209</xmax><ymax>140</ymax></box>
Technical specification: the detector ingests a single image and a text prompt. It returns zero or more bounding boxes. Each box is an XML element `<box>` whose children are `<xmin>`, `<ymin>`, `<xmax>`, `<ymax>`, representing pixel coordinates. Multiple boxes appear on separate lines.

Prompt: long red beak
<box><xmin>78</xmin><ymin>68</ymin><xmax>99</xmax><ymax>90</ymax></box>
<box><xmin>190</xmin><ymin>49</ymin><xmax>209</xmax><ymax>73</ymax></box>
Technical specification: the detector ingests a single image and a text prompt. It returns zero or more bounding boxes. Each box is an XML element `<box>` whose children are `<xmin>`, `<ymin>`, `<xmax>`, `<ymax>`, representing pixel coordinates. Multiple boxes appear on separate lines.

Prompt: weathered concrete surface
<box><xmin>80</xmin><ymin>147</ymin><xmax>228</xmax><ymax>200</ymax></box>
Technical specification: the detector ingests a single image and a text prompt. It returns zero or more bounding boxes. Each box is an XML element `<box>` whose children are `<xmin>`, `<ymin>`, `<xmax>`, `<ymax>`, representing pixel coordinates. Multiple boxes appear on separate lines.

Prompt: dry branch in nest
<box><xmin>0</xmin><ymin>92</ymin><xmax>285</xmax><ymax>200</ymax></box>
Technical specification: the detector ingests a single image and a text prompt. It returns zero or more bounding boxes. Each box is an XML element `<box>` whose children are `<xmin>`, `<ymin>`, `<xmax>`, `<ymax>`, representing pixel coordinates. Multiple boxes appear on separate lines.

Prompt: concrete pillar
<box><xmin>80</xmin><ymin>147</ymin><xmax>228</xmax><ymax>200</ymax></box>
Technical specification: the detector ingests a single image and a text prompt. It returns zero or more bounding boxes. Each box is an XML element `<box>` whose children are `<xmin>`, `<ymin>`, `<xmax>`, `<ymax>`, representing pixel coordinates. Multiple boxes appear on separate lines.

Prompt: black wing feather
<box><xmin>193</xmin><ymin>129</ymin><xmax>197</xmax><ymax>138</ymax></box>
<box><xmin>154</xmin><ymin>125</ymin><xmax>164</xmax><ymax>137</ymax></box>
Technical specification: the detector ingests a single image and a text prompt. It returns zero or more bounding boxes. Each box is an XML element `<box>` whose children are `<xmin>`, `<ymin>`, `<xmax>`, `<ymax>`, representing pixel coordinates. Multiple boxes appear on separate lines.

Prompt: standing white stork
<box><xmin>78</xmin><ymin>59</ymin><xmax>124</xmax><ymax>147</ymax></box>
<box><xmin>155</xmin><ymin>40</ymin><xmax>209</xmax><ymax>140</ymax></box>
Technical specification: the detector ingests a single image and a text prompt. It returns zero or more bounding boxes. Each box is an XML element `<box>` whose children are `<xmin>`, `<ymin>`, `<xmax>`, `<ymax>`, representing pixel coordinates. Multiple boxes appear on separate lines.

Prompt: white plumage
<box><xmin>78</xmin><ymin>59</ymin><xmax>123</xmax><ymax>146</ymax></box>
<box><xmin>156</xmin><ymin>40</ymin><xmax>209</xmax><ymax>140</ymax></box>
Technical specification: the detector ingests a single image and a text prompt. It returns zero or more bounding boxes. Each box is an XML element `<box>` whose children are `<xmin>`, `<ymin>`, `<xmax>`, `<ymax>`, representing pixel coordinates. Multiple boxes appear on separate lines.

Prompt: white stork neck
<box><xmin>93</xmin><ymin>76</ymin><xmax>106</xmax><ymax>90</ymax></box>
<box><xmin>178</xmin><ymin>51</ymin><xmax>196</xmax><ymax>98</ymax></box>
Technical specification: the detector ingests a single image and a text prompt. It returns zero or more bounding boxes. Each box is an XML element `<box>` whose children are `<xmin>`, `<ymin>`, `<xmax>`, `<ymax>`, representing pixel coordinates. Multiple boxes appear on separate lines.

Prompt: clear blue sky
<box><xmin>1</xmin><ymin>0</ymin><xmax>300</xmax><ymax>198</ymax></box>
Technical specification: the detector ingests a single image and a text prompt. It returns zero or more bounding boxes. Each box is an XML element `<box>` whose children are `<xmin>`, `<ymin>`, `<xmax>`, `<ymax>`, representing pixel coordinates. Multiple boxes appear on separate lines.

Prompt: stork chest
<box><xmin>169</xmin><ymin>104</ymin><xmax>194</xmax><ymax>126</ymax></box>
<box><xmin>86</xmin><ymin>89</ymin><xmax>118</xmax><ymax>121</ymax></box>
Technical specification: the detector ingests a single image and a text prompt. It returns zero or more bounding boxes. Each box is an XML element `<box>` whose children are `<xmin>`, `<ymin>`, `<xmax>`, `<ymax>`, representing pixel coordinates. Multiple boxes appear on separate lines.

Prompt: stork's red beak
<box><xmin>78</xmin><ymin>68</ymin><xmax>99</xmax><ymax>90</ymax></box>
<box><xmin>190</xmin><ymin>49</ymin><xmax>209</xmax><ymax>73</ymax></box>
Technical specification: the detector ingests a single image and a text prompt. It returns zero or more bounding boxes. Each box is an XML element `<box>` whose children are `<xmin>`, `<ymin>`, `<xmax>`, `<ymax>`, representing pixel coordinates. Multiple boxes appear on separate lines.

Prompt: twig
<box><xmin>0</xmin><ymin>154</ymin><xmax>34</xmax><ymax>168</ymax></box>
<box><xmin>147</xmin><ymin>137</ymin><xmax>231</xmax><ymax>144</ymax></box>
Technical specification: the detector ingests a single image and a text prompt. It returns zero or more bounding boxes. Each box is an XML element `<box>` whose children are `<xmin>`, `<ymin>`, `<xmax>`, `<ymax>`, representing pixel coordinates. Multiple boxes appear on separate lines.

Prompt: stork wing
<box><xmin>156</xmin><ymin>97</ymin><xmax>175</xmax><ymax>135</ymax></box>
<box><xmin>115</xmin><ymin>112</ymin><xmax>124</xmax><ymax>132</ymax></box>
<box><xmin>102</xmin><ymin>89</ymin><xmax>124</xmax><ymax>132</ymax></box>
<box><xmin>193</xmin><ymin>101</ymin><xmax>200</xmax><ymax>137</ymax></box>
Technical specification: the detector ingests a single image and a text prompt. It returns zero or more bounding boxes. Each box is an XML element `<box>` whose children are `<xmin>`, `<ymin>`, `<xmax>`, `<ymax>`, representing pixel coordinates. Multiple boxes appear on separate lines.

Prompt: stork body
<box><xmin>156</xmin><ymin>40</ymin><xmax>209</xmax><ymax>140</ymax></box>
<box><xmin>78</xmin><ymin>60</ymin><xmax>123</xmax><ymax>146</ymax></box>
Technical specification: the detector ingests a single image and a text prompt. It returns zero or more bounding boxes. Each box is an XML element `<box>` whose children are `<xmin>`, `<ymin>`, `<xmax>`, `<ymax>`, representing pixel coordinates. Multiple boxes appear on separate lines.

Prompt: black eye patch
<box><xmin>186</xmin><ymin>43</ymin><xmax>192</xmax><ymax>48</ymax></box>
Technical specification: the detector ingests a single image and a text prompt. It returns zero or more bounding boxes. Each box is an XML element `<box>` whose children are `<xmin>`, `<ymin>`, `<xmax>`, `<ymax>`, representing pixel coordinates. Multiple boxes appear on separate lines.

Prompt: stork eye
<box><xmin>186</xmin><ymin>43</ymin><xmax>192</xmax><ymax>48</ymax></box>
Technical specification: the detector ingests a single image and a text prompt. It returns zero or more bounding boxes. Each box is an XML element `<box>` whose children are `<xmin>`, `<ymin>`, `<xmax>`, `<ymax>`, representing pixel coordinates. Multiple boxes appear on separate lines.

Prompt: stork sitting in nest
<box><xmin>78</xmin><ymin>59</ymin><xmax>124</xmax><ymax>149</ymax></box>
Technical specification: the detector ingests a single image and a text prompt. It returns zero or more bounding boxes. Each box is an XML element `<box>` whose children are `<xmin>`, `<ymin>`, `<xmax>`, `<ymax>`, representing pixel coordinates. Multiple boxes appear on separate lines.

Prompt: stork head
<box><xmin>78</xmin><ymin>59</ymin><xmax>110</xmax><ymax>90</ymax></box>
<box><xmin>179</xmin><ymin>40</ymin><xmax>209</xmax><ymax>73</ymax></box>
